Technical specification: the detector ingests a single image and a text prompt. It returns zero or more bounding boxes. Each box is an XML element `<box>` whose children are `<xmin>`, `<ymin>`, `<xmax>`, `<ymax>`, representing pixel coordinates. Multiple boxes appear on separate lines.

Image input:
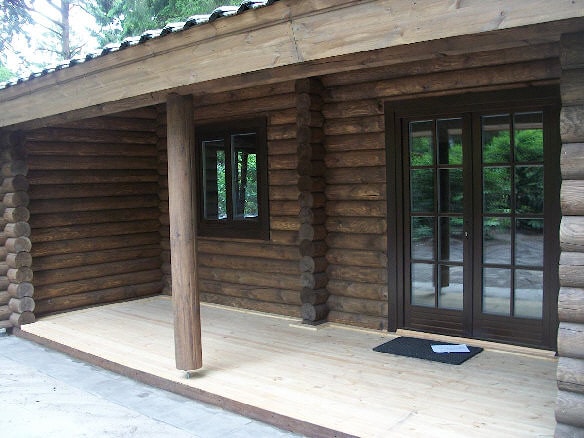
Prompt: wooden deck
<box><xmin>17</xmin><ymin>296</ymin><xmax>557</xmax><ymax>437</ymax></box>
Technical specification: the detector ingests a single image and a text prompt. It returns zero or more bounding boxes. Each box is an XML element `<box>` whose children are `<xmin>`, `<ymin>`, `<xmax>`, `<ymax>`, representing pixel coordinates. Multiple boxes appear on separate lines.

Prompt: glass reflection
<box><xmin>411</xmin><ymin>263</ymin><xmax>435</xmax><ymax>307</ymax></box>
<box><xmin>515</xmin><ymin>219</ymin><xmax>544</xmax><ymax>267</ymax></box>
<box><xmin>483</xmin><ymin>167</ymin><xmax>511</xmax><ymax>213</ymax></box>
<box><xmin>437</xmin><ymin>118</ymin><xmax>463</xmax><ymax>165</ymax></box>
<box><xmin>483</xmin><ymin>218</ymin><xmax>511</xmax><ymax>265</ymax></box>
<box><xmin>410</xmin><ymin>121</ymin><xmax>433</xmax><ymax>166</ymax></box>
<box><xmin>439</xmin><ymin>168</ymin><xmax>463</xmax><ymax>213</ymax></box>
<box><xmin>482</xmin><ymin>114</ymin><xmax>511</xmax><ymax>163</ymax></box>
<box><xmin>410</xmin><ymin>169</ymin><xmax>435</xmax><ymax>212</ymax></box>
<box><xmin>514</xmin><ymin>270</ymin><xmax>543</xmax><ymax>319</ymax></box>
<box><xmin>438</xmin><ymin>264</ymin><xmax>463</xmax><ymax>310</ymax></box>
<box><xmin>515</xmin><ymin>112</ymin><xmax>543</xmax><ymax>162</ymax></box>
<box><xmin>482</xmin><ymin>268</ymin><xmax>511</xmax><ymax>316</ymax></box>
<box><xmin>515</xmin><ymin>165</ymin><xmax>543</xmax><ymax>214</ymax></box>
<box><xmin>411</xmin><ymin>217</ymin><xmax>434</xmax><ymax>261</ymax></box>
<box><xmin>439</xmin><ymin>217</ymin><xmax>463</xmax><ymax>262</ymax></box>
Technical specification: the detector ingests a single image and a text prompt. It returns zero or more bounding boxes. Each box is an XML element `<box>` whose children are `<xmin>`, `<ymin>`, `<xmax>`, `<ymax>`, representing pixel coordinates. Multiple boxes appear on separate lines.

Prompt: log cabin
<box><xmin>0</xmin><ymin>0</ymin><xmax>583</xmax><ymax>434</ymax></box>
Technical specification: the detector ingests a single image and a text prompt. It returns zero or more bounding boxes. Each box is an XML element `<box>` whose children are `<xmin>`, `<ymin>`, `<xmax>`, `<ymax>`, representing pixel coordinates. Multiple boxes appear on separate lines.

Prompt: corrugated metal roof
<box><xmin>0</xmin><ymin>0</ymin><xmax>278</xmax><ymax>90</ymax></box>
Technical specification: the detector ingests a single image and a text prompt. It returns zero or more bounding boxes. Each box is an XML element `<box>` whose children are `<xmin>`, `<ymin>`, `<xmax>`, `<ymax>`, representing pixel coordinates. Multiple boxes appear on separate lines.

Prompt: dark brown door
<box><xmin>387</xmin><ymin>91</ymin><xmax>560</xmax><ymax>348</ymax></box>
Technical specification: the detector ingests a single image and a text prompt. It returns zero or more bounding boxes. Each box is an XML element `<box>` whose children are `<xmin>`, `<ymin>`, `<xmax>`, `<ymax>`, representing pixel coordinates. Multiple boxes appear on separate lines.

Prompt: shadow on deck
<box><xmin>15</xmin><ymin>296</ymin><xmax>557</xmax><ymax>438</ymax></box>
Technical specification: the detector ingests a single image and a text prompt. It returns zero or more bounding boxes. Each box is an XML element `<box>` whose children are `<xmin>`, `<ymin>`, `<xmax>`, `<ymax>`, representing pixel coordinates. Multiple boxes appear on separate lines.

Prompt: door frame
<box><xmin>385</xmin><ymin>86</ymin><xmax>561</xmax><ymax>349</ymax></box>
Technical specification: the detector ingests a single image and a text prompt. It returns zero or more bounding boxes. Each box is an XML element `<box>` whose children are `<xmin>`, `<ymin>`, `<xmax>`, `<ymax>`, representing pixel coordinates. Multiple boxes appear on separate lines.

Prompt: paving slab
<box><xmin>0</xmin><ymin>334</ymin><xmax>303</xmax><ymax>438</ymax></box>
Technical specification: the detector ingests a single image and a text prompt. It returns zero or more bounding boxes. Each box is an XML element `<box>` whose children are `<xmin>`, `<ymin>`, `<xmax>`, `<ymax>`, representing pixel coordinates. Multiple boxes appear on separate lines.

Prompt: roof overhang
<box><xmin>1</xmin><ymin>0</ymin><xmax>584</xmax><ymax>129</ymax></box>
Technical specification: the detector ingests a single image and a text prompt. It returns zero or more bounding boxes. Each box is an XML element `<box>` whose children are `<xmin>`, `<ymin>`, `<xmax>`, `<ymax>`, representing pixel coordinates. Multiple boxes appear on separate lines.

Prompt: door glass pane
<box><xmin>438</xmin><ymin>265</ymin><xmax>463</xmax><ymax>310</ymax></box>
<box><xmin>483</xmin><ymin>217</ymin><xmax>511</xmax><ymax>265</ymax></box>
<box><xmin>439</xmin><ymin>217</ymin><xmax>463</xmax><ymax>262</ymax></box>
<box><xmin>515</xmin><ymin>270</ymin><xmax>543</xmax><ymax>319</ymax></box>
<box><xmin>437</xmin><ymin>118</ymin><xmax>463</xmax><ymax>165</ymax></box>
<box><xmin>202</xmin><ymin>139</ymin><xmax>226</xmax><ymax>220</ymax></box>
<box><xmin>410</xmin><ymin>121</ymin><xmax>433</xmax><ymax>166</ymax></box>
<box><xmin>483</xmin><ymin>167</ymin><xmax>511</xmax><ymax>213</ymax></box>
<box><xmin>515</xmin><ymin>165</ymin><xmax>543</xmax><ymax>214</ymax></box>
<box><xmin>482</xmin><ymin>114</ymin><xmax>511</xmax><ymax>163</ymax></box>
<box><xmin>411</xmin><ymin>217</ymin><xmax>434</xmax><ymax>260</ymax></box>
<box><xmin>515</xmin><ymin>219</ymin><xmax>544</xmax><ymax>267</ymax></box>
<box><xmin>410</xmin><ymin>169</ymin><xmax>434</xmax><ymax>212</ymax></box>
<box><xmin>439</xmin><ymin>168</ymin><xmax>463</xmax><ymax>213</ymax></box>
<box><xmin>232</xmin><ymin>133</ymin><xmax>258</xmax><ymax>220</ymax></box>
<box><xmin>483</xmin><ymin>268</ymin><xmax>511</xmax><ymax>316</ymax></box>
<box><xmin>411</xmin><ymin>263</ymin><xmax>434</xmax><ymax>307</ymax></box>
<box><xmin>515</xmin><ymin>112</ymin><xmax>543</xmax><ymax>162</ymax></box>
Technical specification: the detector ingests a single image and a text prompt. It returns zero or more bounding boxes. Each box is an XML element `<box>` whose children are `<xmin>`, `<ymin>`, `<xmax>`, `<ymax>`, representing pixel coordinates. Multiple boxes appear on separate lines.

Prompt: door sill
<box><xmin>395</xmin><ymin>329</ymin><xmax>556</xmax><ymax>359</ymax></box>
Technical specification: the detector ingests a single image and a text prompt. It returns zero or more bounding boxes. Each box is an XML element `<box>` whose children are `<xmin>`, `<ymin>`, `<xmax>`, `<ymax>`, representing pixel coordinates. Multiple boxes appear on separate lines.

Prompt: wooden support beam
<box><xmin>166</xmin><ymin>93</ymin><xmax>202</xmax><ymax>371</ymax></box>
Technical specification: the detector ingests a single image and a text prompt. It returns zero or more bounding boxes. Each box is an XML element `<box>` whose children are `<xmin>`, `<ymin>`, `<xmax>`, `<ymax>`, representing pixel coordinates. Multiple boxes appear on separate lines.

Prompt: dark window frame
<box><xmin>195</xmin><ymin>117</ymin><xmax>269</xmax><ymax>240</ymax></box>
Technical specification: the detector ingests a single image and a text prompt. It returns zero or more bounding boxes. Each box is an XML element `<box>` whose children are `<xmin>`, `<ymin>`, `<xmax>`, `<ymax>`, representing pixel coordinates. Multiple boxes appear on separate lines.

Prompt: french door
<box><xmin>387</xmin><ymin>90</ymin><xmax>560</xmax><ymax>348</ymax></box>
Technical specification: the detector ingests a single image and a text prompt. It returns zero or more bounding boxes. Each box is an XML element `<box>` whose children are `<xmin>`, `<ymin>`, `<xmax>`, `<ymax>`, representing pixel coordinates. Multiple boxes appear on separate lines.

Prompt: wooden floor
<box><xmin>18</xmin><ymin>296</ymin><xmax>557</xmax><ymax>438</ymax></box>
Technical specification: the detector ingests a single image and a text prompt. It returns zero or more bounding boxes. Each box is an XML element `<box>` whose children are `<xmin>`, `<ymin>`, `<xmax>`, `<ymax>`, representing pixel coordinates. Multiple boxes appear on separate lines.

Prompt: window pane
<box><xmin>232</xmin><ymin>133</ymin><xmax>258</xmax><ymax>220</ymax></box>
<box><xmin>483</xmin><ymin>268</ymin><xmax>511</xmax><ymax>316</ymax></box>
<box><xmin>515</xmin><ymin>219</ymin><xmax>543</xmax><ymax>267</ymax></box>
<box><xmin>483</xmin><ymin>217</ymin><xmax>511</xmax><ymax>265</ymax></box>
<box><xmin>515</xmin><ymin>165</ymin><xmax>543</xmax><ymax>214</ymax></box>
<box><xmin>482</xmin><ymin>114</ymin><xmax>511</xmax><ymax>163</ymax></box>
<box><xmin>410</xmin><ymin>169</ymin><xmax>434</xmax><ymax>212</ymax></box>
<box><xmin>411</xmin><ymin>263</ymin><xmax>434</xmax><ymax>307</ymax></box>
<box><xmin>409</xmin><ymin>121</ymin><xmax>433</xmax><ymax>166</ymax></box>
<box><xmin>515</xmin><ymin>270</ymin><xmax>543</xmax><ymax>319</ymax></box>
<box><xmin>437</xmin><ymin>118</ymin><xmax>463</xmax><ymax>165</ymax></box>
<box><xmin>483</xmin><ymin>166</ymin><xmax>511</xmax><ymax>213</ymax></box>
<box><xmin>411</xmin><ymin>216</ymin><xmax>434</xmax><ymax>261</ymax></box>
<box><xmin>438</xmin><ymin>265</ymin><xmax>463</xmax><ymax>310</ymax></box>
<box><xmin>439</xmin><ymin>216</ymin><xmax>463</xmax><ymax>262</ymax></box>
<box><xmin>438</xmin><ymin>168</ymin><xmax>463</xmax><ymax>213</ymax></box>
<box><xmin>515</xmin><ymin>112</ymin><xmax>543</xmax><ymax>162</ymax></box>
<box><xmin>202</xmin><ymin>139</ymin><xmax>226</xmax><ymax>220</ymax></box>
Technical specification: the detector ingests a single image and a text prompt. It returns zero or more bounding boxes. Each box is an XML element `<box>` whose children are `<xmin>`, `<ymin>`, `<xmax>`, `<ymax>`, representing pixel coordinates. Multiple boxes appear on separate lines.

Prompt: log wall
<box><xmin>320</xmin><ymin>42</ymin><xmax>561</xmax><ymax>330</ymax></box>
<box><xmin>556</xmin><ymin>32</ymin><xmax>584</xmax><ymax>437</ymax></box>
<box><xmin>159</xmin><ymin>82</ymin><xmax>303</xmax><ymax>317</ymax></box>
<box><xmin>26</xmin><ymin>108</ymin><xmax>163</xmax><ymax>316</ymax></box>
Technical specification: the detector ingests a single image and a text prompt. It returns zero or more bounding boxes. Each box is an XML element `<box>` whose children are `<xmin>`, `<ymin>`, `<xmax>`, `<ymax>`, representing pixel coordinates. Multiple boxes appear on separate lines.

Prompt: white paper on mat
<box><xmin>431</xmin><ymin>344</ymin><xmax>470</xmax><ymax>353</ymax></box>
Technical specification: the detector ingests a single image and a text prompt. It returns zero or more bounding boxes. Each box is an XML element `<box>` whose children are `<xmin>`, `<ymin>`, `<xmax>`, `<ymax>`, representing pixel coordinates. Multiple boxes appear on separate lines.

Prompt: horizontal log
<box><xmin>269</xmin><ymin>153</ymin><xmax>297</xmax><ymax>171</ymax></box>
<box><xmin>269</xmin><ymin>108</ymin><xmax>296</xmax><ymax>126</ymax></box>
<box><xmin>297</xmin><ymin>127</ymin><xmax>324</xmax><ymax>146</ymax></box>
<box><xmin>327</xmin><ymin>295</ymin><xmax>388</xmax><ymax>317</ymax></box>
<box><xmin>0</xmin><ymin>277</ymin><xmax>8</xmax><ymax>289</ymax></box>
<box><xmin>9</xmin><ymin>311</ymin><xmax>35</xmax><ymax>326</ymax></box>
<box><xmin>29</xmin><ymin>207</ymin><xmax>158</xmax><ymax>229</ymax></box>
<box><xmin>27</xmin><ymin>169</ymin><xmax>158</xmax><ymax>185</ymax></box>
<box><xmin>31</xmin><ymin>220</ymin><xmax>160</xmax><ymax>243</ymax></box>
<box><xmin>326</xmin><ymin>217</ymin><xmax>387</xmax><ymax>234</ymax></box>
<box><xmin>28</xmin><ymin>195</ymin><xmax>159</xmax><ymax>214</ymax></box>
<box><xmin>561</xmin><ymin>143</ymin><xmax>584</xmax><ymax>179</ymax></box>
<box><xmin>26</xmin><ymin>141</ymin><xmax>158</xmax><ymax>157</ymax></box>
<box><xmin>0</xmin><ymin>291</ymin><xmax>9</xmax><ymax>305</ymax></box>
<box><xmin>34</xmin><ymin>256</ymin><xmax>161</xmax><ymax>286</ymax></box>
<box><xmin>327</xmin><ymin>264</ymin><xmax>388</xmax><ymax>284</ymax></box>
<box><xmin>268</xmin><ymin>124</ymin><xmax>296</xmax><ymax>142</ymax></box>
<box><xmin>561</xmin><ymin>68</ymin><xmax>584</xmax><ymax>106</ymax></box>
<box><xmin>7</xmin><ymin>267</ymin><xmax>33</xmax><ymax>283</ymax></box>
<box><xmin>4</xmin><ymin>206</ymin><xmax>30</xmax><ymax>223</ymax></box>
<box><xmin>561</xmin><ymin>107</ymin><xmax>584</xmax><ymax>144</ymax></box>
<box><xmin>269</xmin><ymin>185</ymin><xmax>299</xmax><ymax>202</ymax></box>
<box><xmin>6</xmin><ymin>252</ymin><xmax>32</xmax><ymax>269</ymax></box>
<box><xmin>31</xmin><ymin>232</ymin><xmax>159</xmax><ymax>257</ymax></box>
<box><xmin>297</xmin><ymin>160</ymin><xmax>326</xmax><ymax>177</ymax></box>
<box><xmin>297</xmin><ymin>176</ymin><xmax>326</xmax><ymax>192</ymax></box>
<box><xmin>27</xmin><ymin>156</ymin><xmax>158</xmax><ymax>171</ymax></box>
<box><xmin>198</xmin><ymin>266</ymin><xmax>300</xmax><ymax>291</ymax></box>
<box><xmin>326</xmin><ymin>132</ymin><xmax>384</xmax><ymax>153</ymax></box>
<box><xmin>327</xmin><ymin>310</ymin><xmax>388</xmax><ymax>331</ymax></box>
<box><xmin>269</xmin><ymin>200</ymin><xmax>300</xmax><ymax>216</ymax></box>
<box><xmin>34</xmin><ymin>281</ymin><xmax>162</xmax><ymax>315</ymax></box>
<box><xmin>197</xmin><ymin>239</ymin><xmax>298</xmax><ymax>261</ymax></box>
<box><xmin>298</xmin><ymin>191</ymin><xmax>326</xmax><ymax>209</ymax></box>
<box><xmin>326</xmin><ymin>183</ymin><xmax>386</xmax><ymax>201</ymax></box>
<box><xmin>327</xmin><ymin>248</ymin><xmax>387</xmax><ymax>269</ymax></box>
<box><xmin>28</xmin><ymin>183</ymin><xmax>158</xmax><ymax>200</ymax></box>
<box><xmin>34</xmin><ymin>269</ymin><xmax>162</xmax><ymax>300</ymax></box>
<box><xmin>197</xmin><ymin>253</ymin><xmax>298</xmax><ymax>276</ymax></box>
<box><xmin>301</xmin><ymin>303</ymin><xmax>328</xmax><ymax>322</ymax></box>
<box><xmin>297</xmin><ymin>141</ymin><xmax>326</xmax><ymax>162</ymax></box>
<box><xmin>556</xmin><ymin>389</ymin><xmax>584</xmax><ymax>428</ymax></box>
<box><xmin>8</xmin><ymin>297</ymin><xmax>34</xmax><ymax>313</ymax></box>
<box><xmin>54</xmin><ymin>114</ymin><xmax>157</xmax><ymax>131</ymax></box>
<box><xmin>299</xmin><ymin>207</ymin><xmax>326</xmax><ymax>225</ymax></box>
<box><xmin>195</xmin><ymin>94</ymin><xmax>296</xmax><ymax>123</ymax></box>
<box><xmin>268</xmin><ymin>140</ymin><xmax>296</xmax><ymax>158</ymax></box>
<box><xmin>326</xmin><ymin>200</ymin><xmax>386</xmax><ymax>218</ymax></box>
<box><xmin>7</xmin><ymin>282</ymin><xmax>34</xmax><ymax>298</ymax></box>
<box><xmin>299</xmin><ymin>256</ymin><xmax>328</xmax><ymax>274</ymax></box>
<box><xmin>296</xmin><ymin>110</ymin><xmax>324</xmax><ymax>129</ymax></box>
<box><xmin>326</xmin><ymin>233</ymin><xmax>387</xmax><ymax>253</ymax></box>
<box><xmin>561</xmin><ymin>32</ymin><xmax>584</xmax><ymax>70</ymax></box>
<box><xmin>323</xmin><ymin>99</ymin><xmax>383</xmax><ymax>119</ymax></box>
<box><xmin>25</xmin><ymin>128</ymin><xmax>157</xmax><ymax>144</ymax></box>
<box><xmin>560</xmin><ymin>217</ymin><xmax>584</xmax><ymax>252</ymax></box>
<box><xmin>269</xmin><ymin>169</ymin><xmax>297</xmax><ymax>185</ymax></box>
<box><xmin>4</xmin><ymin>222</ymin><xmax>31</xmax><ymax>238</ymax></box>
<box><xmin>0</xmin><ymin>305</ymin><xmax>10</xmax><ymax>320</ymax></box>
<box><xmin>557</xmin><ymin>356</ymin><xmax>584</xmax><ymax>394</ymax></box>
<box><xmin>326</xmin><ymin>150</ymin><xmax>385</xmax><ymax>169</ymax></box>
<box><xmin>193</xmin><ymin>81</ymin><xmax>295</xmax><ymax>108</ymax></box>
<box><xmin>200</xmin><ymin>293</ymin><xmax>300</xmax><ymax>319</ymax></box>
<box><xmin>270</xmin><ymin>216</ymin><xmax>300</xmax><ymax>232</ymax></box>
<box><xmin>300</xmin><ymin>288</ymin><xmax>329</xmax><ymax>305</ymax></box>
<box><xmin>0</xmin><ymin>175</ymin><xmax>29</xmax><ymax>194</ymax></box>
<box><xmin>325</xmin><ymin>115</ymin><xmax>384</xmax><ymax>136</ymax></box>
<box><xmin>558</xmin><ymin>322</ymin><xmax>584</xmax><ymax>360</ymax></box>
<box><xmin>5</xmin><ymin>237</ymin><xmax>32</xmax><ymax>253</ymax></box>
<box><xmin>270</xmin><ymin>230</ymin><xmax>298</xmax><ymax>246</ymax></box>
<box><xmin>299</xmin><ymin>223</ymin><xmax>327</xmax><ymax>241</ymax></box>
<box><xmin>32</xmin><ymin>245</ymin><xmax>160</xmax><ymax>271</ymax></box>
<box><xmin>559</xmin><ymin>287</ymin><xmax>584</xmax><ymax>323</ymax></box>
<box><xmin>301</xmin><ymin>272</ymin><xmax>328</xmax><ymax>289</ymax></box>
<box><xmin>199</xmin><ymin>279</ymin><xmax>301</xmax><ymax>305</ymax></box>
<box><xmin>327</xmin><ymin>279</ymin><xmax>388</xmax><ymax>301</ymax></box>
<box><xmin>326</xmin><ymin>166</ymin><xmax>386</xmax><ymax>184</ymax></box>
<box><xmin>0</xmin><ymin>319</ymin><xmax>12</xmax><ymax>329</ymax></box>
<box><xmin>3</xmin><ymin>191</ymin><xmax>29</xmax><ymax>208</ymax></box>
<box><xmin>299</xmin><ymin>240</ymin><xmax>328</xmax><ymax>258</ymax></box>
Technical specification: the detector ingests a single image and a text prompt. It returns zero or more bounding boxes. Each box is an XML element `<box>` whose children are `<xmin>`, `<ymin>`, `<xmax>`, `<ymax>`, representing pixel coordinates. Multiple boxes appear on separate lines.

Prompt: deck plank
<box><xmin>19</xmin><ymin>296</ymin><xmax>557</xmax><ymax>437</ymax></box>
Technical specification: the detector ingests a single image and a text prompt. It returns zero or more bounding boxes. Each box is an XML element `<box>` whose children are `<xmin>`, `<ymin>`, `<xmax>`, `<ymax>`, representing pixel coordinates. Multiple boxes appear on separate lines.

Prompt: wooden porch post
<box><xmin>166</xmin><ymin>93</ymin><xmax>202</xmax><ymax>371</ymax></box>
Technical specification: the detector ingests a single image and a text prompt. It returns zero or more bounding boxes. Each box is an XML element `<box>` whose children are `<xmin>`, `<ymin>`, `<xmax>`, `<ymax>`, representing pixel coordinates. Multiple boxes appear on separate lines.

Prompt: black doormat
<box><xmin>373</xmin><ymin>337</ymin><xmax>483</xmax><ymax>365</ymax></box>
